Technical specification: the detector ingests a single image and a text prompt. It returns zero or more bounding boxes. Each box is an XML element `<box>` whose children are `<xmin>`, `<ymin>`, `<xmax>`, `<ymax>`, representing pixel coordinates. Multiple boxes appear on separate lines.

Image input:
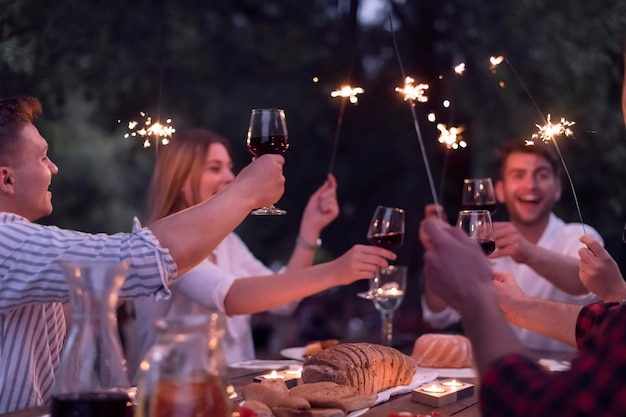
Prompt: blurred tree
<box><xmin>1</xmin><ymin>0</ymin><xmax>625</xmax><ymax>349</ymax></box>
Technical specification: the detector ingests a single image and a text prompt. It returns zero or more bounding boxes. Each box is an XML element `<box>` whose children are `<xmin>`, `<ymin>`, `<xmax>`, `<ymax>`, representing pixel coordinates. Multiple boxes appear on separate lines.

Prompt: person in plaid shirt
<box><xmin>421</xmin><ymin>216</ymin><xmax>626</xmax><ymax>417</ymax></box>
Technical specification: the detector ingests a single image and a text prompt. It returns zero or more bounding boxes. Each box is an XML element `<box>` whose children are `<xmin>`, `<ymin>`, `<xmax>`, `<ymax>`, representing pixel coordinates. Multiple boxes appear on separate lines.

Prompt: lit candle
<box><xmin>263</xmin><ymin>370</ymin><xmax>285</xmax><ymax>380</ymax></box>
<box><xmin>442</xmin><ymin>379</ymin><xmax>464</xmax><ymax>387</ymax></box>
<box><xmin>421</xmin><ymin>384</ymin><xmax>446</xmax><ymax>393</ymax></box>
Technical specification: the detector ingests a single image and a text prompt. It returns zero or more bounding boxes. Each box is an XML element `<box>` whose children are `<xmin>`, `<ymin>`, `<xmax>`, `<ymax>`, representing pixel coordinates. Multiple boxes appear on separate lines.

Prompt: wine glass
<box><xmin>246</xmin><ymin>109</ymin><xmax>289</xmax><ymax>215</ymax></box>
<box><xmin>371</xmin><ymin>265</ymin><xmax>407</xmax><ymax>347</ymax></box>
<box><xmin>456</xmin><ymin>209</ymin><xmax>496</xmax><ymax>255</ymax></box>
<box><xmin>462</xmin><ymin>178</ymin><xmax>497</xmax><ymax>213</ymax></box>
<box><xmin>358</xmin><ymin>206</ymin><xmax>405</xmax><ymax>300</ymax></box>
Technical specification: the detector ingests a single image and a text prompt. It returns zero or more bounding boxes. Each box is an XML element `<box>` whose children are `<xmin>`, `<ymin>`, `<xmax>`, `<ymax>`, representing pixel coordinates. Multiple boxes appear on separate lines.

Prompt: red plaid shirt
<box><xmin>480</xmin><ymin>301</ymin><xmax>626</xmax><ymax>416</ymax></box>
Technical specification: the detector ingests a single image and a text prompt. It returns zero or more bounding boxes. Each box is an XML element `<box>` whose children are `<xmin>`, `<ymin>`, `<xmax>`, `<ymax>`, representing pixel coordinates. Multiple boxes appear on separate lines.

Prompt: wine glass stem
<box><xmin>380</xmin><ymin>310</ymin><xmax>394</xmax><ymax>346</ymax></box>
<box><xmin>370</xmin><ymin>266</ymin><xmax>381</xmax><ymax>294</ymax></box>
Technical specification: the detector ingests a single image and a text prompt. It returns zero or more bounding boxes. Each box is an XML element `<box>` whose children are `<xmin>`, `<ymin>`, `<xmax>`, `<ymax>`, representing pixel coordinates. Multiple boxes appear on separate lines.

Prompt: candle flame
<box><xmin>330</xmin><ymin>85</ymin><xmax>364</xmax><ymax>104</ymax></box>
<box><xmin>530</xmin><ymin>114</ymin><xmax>575</xmax><ymax>143</ymax></box>
<box><xmin>395</xmin><ymin>77</ymin><xmax>429</xmax><ymax>103</ymax></box>
<box><xmin>121</xmin><ymin>111</ymin><xmax>175</xmax><ymax>148</ymax></box>
<box><xmin>437</xmin><ymin>123</ymin><xmax>467</xmax><ymax>150</ymax></box>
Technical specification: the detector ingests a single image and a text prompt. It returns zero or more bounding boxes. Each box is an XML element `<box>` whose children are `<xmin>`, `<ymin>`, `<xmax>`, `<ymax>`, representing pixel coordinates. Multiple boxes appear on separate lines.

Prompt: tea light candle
<box><xmin>441</xmin><ymin>379</ymin><xmax>464</xmax><ymax>387</ymax></box>
<box><xmin>421</xmin><ymin>384</ymin><xmax>446</xmax><ymax>393</ymax></box>
<box><xmin>412</xmin><ymin>379</ymin><xmax>475</xmax><ymax>407</ymax></box>
<box><xmin>263</xmin><ymin>370</ymin><xmax>284</xmax><ymax>380</ymax></box>
<box><xmin>253</xmin><ymin>369</ymin><xmax>300</xmax><ymax>389</ymax></box>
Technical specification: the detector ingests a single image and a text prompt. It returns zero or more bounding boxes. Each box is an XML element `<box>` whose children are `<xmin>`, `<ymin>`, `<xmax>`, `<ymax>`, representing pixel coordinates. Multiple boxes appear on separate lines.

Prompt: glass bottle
<box><xmin>135</xmin><ymin>312</ymin><xmax>231</xmax><ymax>417</ymax></box>
<box><xmin>50</xmin><ymin>260</ymin><xmax>133</xmax><ymax>417</ymax></box>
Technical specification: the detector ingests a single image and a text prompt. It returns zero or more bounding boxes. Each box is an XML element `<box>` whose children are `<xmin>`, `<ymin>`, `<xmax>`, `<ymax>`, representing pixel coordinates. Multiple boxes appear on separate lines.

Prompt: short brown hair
<box><xmin>145</xmin><ymin>128</ymin><xmax>232</xmax><ymax>224</ymax></box>
<box><xmin>0</xmin><ymin>97</ymin><xmax>42</xmax><ymax>164</ymax></box>
<box><xmin>495</xmin><ymin>140</ymin><xmax>561</xmax><ymax>179</ymax></box>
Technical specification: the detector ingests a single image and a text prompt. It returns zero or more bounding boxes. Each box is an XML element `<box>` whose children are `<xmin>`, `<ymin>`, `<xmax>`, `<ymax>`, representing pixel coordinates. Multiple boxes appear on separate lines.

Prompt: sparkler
<box><xmin>490</xmin><ymin>56</ymin><xmax>586</xmax><ymax>233</ymax></box>
<box><xmin>328</xmin><ymin>84</ymin><xmax>364</xmax><ymax>174</ymax></box>
<box><xmin>120</xmin><ymin>111</ymin><xmax>175</xmax><ymax>151</ymax></box>
<box><xmin>437</xmin><ymin>124</ymin><xmax>467</xmax><ymax>150</ymax></box>
<box><xmin>389</xmin><ymin>15</ymin><xmax>441</xmax><ymax>219</ymax></box>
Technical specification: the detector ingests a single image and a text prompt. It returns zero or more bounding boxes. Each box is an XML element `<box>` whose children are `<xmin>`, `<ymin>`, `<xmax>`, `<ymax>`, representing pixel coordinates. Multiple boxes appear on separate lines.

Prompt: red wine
<box><xmin>462</xmin><ymin>203</ymin><xmax>497</xmax><ymax>213</ymax></box>
<box><xmin>479</xmin><ymin>239</ymin><xmax>496</xmax><ymax>255</ymax></box>
<box><xmin>247</xmin><ymin>134</ymin><xmax>289</xmax><ymax>156</ymax></box>
<box><xmin>367</xmin><ymin>232</ymin><xmax>404</xmax><ymax>250</ymax></box>
<box><xmin>50</xmin><ymin>392</ymin><xmax>133</xmax><ymax>417</ymax></box>
<box><xmin>153</xmin><ymin>377</ymin><xmax>231</xmax><ymax>417</ymax></box>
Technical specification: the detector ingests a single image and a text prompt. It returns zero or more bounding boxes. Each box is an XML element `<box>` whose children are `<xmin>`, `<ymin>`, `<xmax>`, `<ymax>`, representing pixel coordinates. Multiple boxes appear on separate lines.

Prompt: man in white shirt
<box><xmin>421</xmin><ymin>140</ymin><xmax>601</xmax><ymax>352</ymax></box>
<box><xmin>0</xmin><ymin>96</ymin><xmax>285</xmax><ymax>413</ymax></box>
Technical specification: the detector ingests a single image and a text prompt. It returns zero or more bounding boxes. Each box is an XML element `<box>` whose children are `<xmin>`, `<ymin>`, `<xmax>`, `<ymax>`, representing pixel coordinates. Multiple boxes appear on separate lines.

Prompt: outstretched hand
<box><xmin>489</xmin><ymin>222</ymin><xmax>532</xmax><ymax>263</ymax></box>
<box><xmin>578</xmin><ymin>235</ymin><xmax>626</xmax><ymax>302</ymax></box>
<box><xmin>419</xmin><ymin>204</ymin><xmax>448</xmax><ymax>250</ymax></box>
<box><xmin>492</xmin><ymin>271</ymin><xmax>528</xmax><ymax>324</ymax></box>
<box><xmin>422</xmin><ymin>218</ymin><xmax>494</xmax><ymax>313</ymax></box>
<box><xmin>300</xmin><ymin>173</ymin><xmax>339</xmax><ymax>236</ymax></box>
<box><xmin>234</xmin><ymin>154</ymin><xmax>285</xmax><ymax>209</ymax></box>
<box><xmin>330</xmin><ymin>244</ymin><xmax>396</xmax><ymax>285</ymax></box>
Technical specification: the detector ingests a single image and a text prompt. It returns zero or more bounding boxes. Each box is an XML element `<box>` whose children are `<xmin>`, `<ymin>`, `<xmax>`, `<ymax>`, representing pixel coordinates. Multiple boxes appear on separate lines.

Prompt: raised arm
<box><xmin>419</xmin><ymin>204</ymin><xmax>451</xmax><ymax>313</ymax></box>
<box><xmin>421</xmin><ymin>218</ymin><xmax>530</xmax><ymax>377</ymax></box>
<box><xmin>578</xmin><ymin>235</ymin><xmax>626</xmax><ymax>302</ymax></box>
<box><xmin>285</xmin><ymin>173</ymin><xmax>339</xmax><ymax>270</ymax></box>
<box><xmin>493</xmin><ymin>271</ymin><xmax>581</xmax><ymax>347</ymax></box>
<box><xmin>223</xmin><ymin>244</ymin><xmax>396</xmax><ymax>315</ymax></box>
<box><xmin>149</xmin><ymin>154</ymin><xmax>285</xmax><ymax>275</ymax></box>
<box><xmin>490</xmin><ymin>222</ymin><xmax>587</xmax><ymax>295</ymax></box>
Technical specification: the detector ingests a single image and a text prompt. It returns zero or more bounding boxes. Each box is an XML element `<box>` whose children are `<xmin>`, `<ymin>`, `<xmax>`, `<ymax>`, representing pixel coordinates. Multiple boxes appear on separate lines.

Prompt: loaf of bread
<box><xmin>301</xmin><ymin>343</ymin><xmax>417</xmax><ymax>395</ymax></box>
<box><xmin>410</xmin><ymin>334</ymin><xmax>473</xmax><ymax>368</ymax></box>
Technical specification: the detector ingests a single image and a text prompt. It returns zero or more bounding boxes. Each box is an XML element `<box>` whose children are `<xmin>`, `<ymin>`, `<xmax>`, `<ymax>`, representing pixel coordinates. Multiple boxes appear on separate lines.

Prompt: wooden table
<box><xmin>227</xmin><ymin>366</ymin><xmax>480</xmax><ymax>417</ymax></box>
<box><xmin>4</xmin><ymin>347</ymin><xmax>571</xmax><ymax>417</ymax></box>
<box><xmin>0</xmin><ymin>366</ymin><xmax>479</xmax><ymax>417</ymax></box>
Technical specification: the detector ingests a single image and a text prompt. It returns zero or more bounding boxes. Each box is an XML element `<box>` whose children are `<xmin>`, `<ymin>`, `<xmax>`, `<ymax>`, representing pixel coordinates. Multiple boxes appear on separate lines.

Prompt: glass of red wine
<box><xmin>358</xmin><ymin>206</ymin><xmax>405</xmax><ymax>299</ymax></box>
<box><xmin>246</xmin><ymin>108</ymin><xmax>289</xmax><ymax>215</ymax></box>
<box><xmin>462</xmin><ymin>178</ymin><xmax>497</xmax><ymax>213</ymax></box>
<box><xmin>456</xmin><ymin>209</ymin><xmax>496</xmax><ymax>255</ymax></box>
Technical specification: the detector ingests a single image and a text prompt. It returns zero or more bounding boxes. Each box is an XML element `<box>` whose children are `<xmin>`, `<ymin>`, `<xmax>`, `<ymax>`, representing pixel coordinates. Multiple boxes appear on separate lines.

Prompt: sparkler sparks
<box><xmin>121</xmin><ymin>111</ymin><xmax>175</xmax><ymax>148</ymax></box>
<box><xmin>454</xmin><ymin>63</ymin><xmax>466</xmax><ymax>75</ymax></box>
<box><xmin>437</xmin><ymin>124</ymin><xmax>467</xmax><ymax>150</ymax></box>
<box><xmin>330</xmin><ymin>85</ymin><xmax>364</xmax><ymax>104</ymax></box>
<box><xmin>489</xmin><ymin>56</ymin><xmax>504</xmax><ymax>73</ymax></box>
<box><xmin>395</xmin><ymin>77</ymin><xmax>429</xmax><ymax>103</ymax></box>
<box><xmin>531</xmin><ymin>114</ymin><xmax>575</xmax><ymax>143</ymax></box>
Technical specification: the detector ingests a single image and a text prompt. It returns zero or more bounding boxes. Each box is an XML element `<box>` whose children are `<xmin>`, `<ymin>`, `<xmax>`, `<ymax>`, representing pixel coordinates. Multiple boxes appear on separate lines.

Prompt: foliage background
<box><xmin>1</xmin><ymin>0</ymin><xmax>625</xmax><ymax>350</ymax></box>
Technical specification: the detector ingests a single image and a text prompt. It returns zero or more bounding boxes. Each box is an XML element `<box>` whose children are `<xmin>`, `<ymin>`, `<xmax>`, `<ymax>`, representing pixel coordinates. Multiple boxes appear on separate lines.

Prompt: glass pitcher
<box><xmin>50</xmin><ymin>260</ymin><xmax>133</xmax><ymax>417</ymax></box>
<box><xmin>135</xmin><ymin>312</ymin><xmax>231</xmax><ymax>417</ymax></box>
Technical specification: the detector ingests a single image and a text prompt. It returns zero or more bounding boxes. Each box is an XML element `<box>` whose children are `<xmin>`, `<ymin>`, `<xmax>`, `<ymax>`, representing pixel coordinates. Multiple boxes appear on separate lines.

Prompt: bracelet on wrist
<box><xmin>296</xmin><ymin>235</ymin><xmax>322</xmax><ymax>250</ymax></box>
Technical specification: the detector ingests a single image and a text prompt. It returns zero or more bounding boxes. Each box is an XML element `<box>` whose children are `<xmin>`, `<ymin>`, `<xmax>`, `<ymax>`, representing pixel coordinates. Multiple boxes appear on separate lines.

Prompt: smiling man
<box><xmin>421</xmin><ymin>140</ymin><xmax>602</xmax><ymax>352</ymax></box>
<box><xmin>0</xmin><ymin>96</ymin><xmax>285</xmax><ymax>413</ymax></box>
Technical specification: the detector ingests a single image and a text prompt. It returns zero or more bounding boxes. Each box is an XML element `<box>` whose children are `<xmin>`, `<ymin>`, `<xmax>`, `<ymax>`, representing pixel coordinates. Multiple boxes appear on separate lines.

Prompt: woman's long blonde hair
<box><xmin>145</xmin><ymin>128</ymin><xmax>232</xmax><ymax>224</ymax></box>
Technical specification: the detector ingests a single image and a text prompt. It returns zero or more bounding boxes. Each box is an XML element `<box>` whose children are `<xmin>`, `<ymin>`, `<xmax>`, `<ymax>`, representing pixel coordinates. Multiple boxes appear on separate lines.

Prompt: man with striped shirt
<box><xmin>0</xmin><ymin>96</ymin><xmax>285</xmax><ymax>413</ymax></box>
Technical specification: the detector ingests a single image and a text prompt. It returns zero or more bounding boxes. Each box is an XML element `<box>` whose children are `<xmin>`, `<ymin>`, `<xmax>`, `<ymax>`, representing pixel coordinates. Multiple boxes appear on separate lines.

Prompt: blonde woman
<box><xmin>133</xmin><ymin>129</ymin><xmax>394</xmax><ymax>371</ymax></box>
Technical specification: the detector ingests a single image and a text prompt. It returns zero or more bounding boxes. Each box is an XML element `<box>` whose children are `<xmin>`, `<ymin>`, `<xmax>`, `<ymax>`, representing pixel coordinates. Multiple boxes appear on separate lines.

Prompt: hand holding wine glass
<box><xmin>246</xmin><ymin>109</ymin><xmax>289</xmax><ymax>215</ymax></box>
<box><xmin>358</xmin><ymin>206</ymin><xmax>405</xmax><ymax>299</ymax></box>
<box><xmin>372</xmin><ymin>265</ymin><xmax>407</xmax><ymax>347</ymax></box>
<box><xmin>456</xmin><ymin>209</ymin><xmax>496</xmax><ymax>255</ymax></box>
<box><xmin>462</xmin><ymin>178</ymin><xmax>497</xmax><ymax>213</ymax></box>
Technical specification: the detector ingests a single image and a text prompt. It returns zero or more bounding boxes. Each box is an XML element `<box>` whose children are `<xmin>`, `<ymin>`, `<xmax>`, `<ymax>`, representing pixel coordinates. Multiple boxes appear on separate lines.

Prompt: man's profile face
<box><xmin>495</xmin><ymin>151</ymin><xmax>561</xmax><ymax>227</ymax></box>
<box><xmin>8</xmin><ymin>123</ymin><xmax>58</xmax><ymax>221</ymax></box>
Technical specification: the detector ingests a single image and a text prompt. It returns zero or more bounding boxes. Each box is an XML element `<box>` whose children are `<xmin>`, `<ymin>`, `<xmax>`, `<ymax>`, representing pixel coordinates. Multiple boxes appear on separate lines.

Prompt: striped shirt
<box><xmin>0</xmin><ymin>213</ymin><xmax>177</xmax><ymax>413</ymax></box>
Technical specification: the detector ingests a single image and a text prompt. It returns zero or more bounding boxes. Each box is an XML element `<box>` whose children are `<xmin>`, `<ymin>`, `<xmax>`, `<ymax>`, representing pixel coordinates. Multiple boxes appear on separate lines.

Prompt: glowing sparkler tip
<box><xmin>489</xmin><ymin>55</ymin><xmax>505</xmax><ymax>73</ymax></box>
<box><xmin>395</xmin><ymin>77</ymin><xmax>429</xmax><ymax>103</ymax></box>
<box><xmin>530</xmin><ymin>114</ymin><xmax>576</xmax><ymax>144</ymax></box>
<box><xmin>454</xmin><ymin>63</ymin><xmax>466</xmax><ymax>75</ymax></box>
<box><xmin>330</xmin><ymin>85</ymin><xmax>364</xmax><ymax>103</ymax></box>
<box><xmin>436</xmin><ymin>123</ymin><xmax>466</xmax><ymax>150</ymax></box>
<box><xmin>121</xmin><ymin>111</ymin><xmax>176</xmax><ymax>147</ymax></box>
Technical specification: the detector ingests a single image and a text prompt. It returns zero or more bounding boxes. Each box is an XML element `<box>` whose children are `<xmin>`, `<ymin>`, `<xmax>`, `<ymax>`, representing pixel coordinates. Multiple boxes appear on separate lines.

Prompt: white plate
<box><xmin>280</xmin><ymin>346</ymin><xmax>306</xmax><ymax>361</ymax></box>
